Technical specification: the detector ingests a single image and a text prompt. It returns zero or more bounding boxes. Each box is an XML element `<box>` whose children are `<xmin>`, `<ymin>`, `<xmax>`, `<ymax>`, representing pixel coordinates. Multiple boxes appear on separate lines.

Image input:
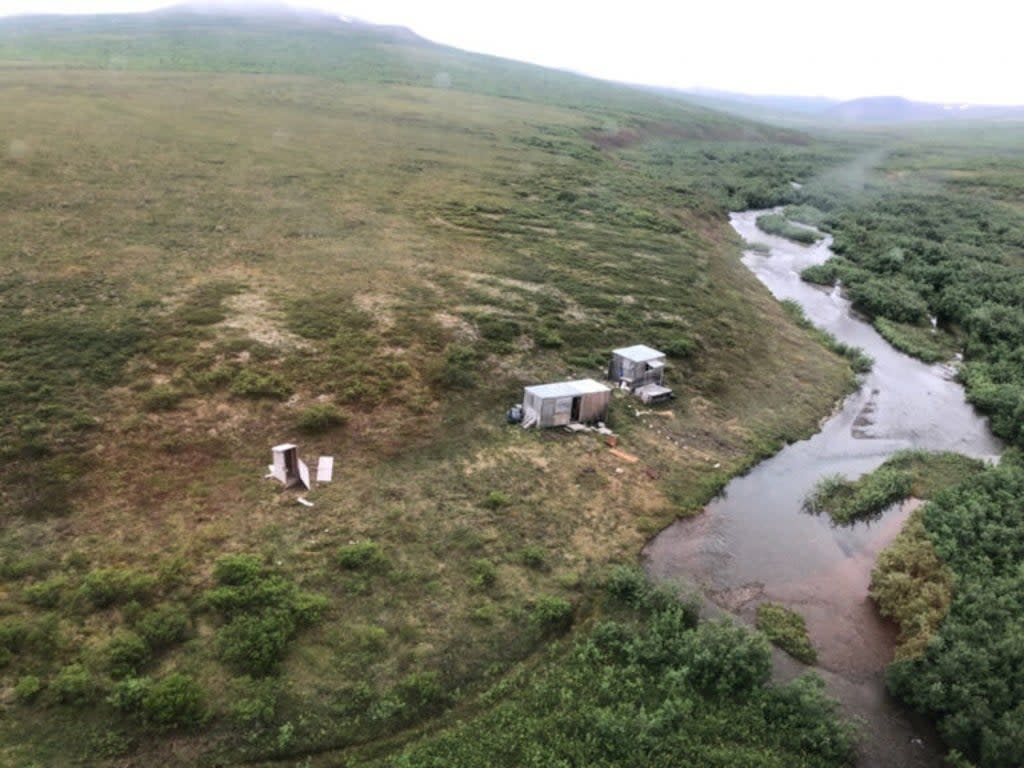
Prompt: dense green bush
<box><xmin>14</xmin><ymin>675</ymin><xmax>43</xmax><ymax>703</ymax></box>
<box><xmin>519</xmin><ymin>545</ymin><xmax>547</xmax><ymax>569</ymax></box>
<box><xmin>880</xmin><ymin>461</ymin><xmax>1024</xmax><ymax>766</ymax></box>
<box><xmin>78</xmin><ymin>567</ymin><xmax>155</xmax><ymax>608</ymax></box>
<box><xmin>481</xmin><ymin>490</ymin><xmax>512</xmax><ymax>509</ymax></box>
<box><xmin>103</xmin><ymin>630</ymin><xmax>151</xmax><ymax>678</ymax></box>
<box><xmin>528</xmin><ymin>595</ymin><xmax>573</xmax><ymax>634</ymax></box>
<box><xmin>804</xmin><ymin>467</ymin><xmax>912</xmax><ymax>525</ymax></box>
<box><xmin>800</xmin><ymin>263</ymin><xmax>838</xmax><ymax>286</ymax></box>
<box><xmin>756</xmin><ymin>602</ymin><xmax>817</xmax><ymax>664</ymax></box>
<box><xmin>468</xmin><ymin>558</ymin><xmax>497</xmax><ymax>590</ymax></box>
<box><xmin>381</xmin><ymin>585</ymin><xmax>854</xmax><ymax>767</ymax></box>
<box><xmin>336</xmin><ymin>540</ymin><xmax>387</xmax><ymax>570</ymax></box>
<box><xmin>21</xmin><ymin>575</ymin><xmax>66</xmax><ymax>609</ymax></box>
<box><xmin>51</xmin><ymin>663</ymin><xmax>94</xmax><ymax>705</ymax></box>
<box><xmin>295</xmin><ymin>403</ymin><xmax>347</xmax><ymax>433</ymax></box>
<box><xmin>438</xmin><ymin>344</ymin><xmax>478</xmax><ymax>389</ymax></box>
<box><xmin>798</xmin><ymin>184</ymin><xmax>1024</xmax><ymax>450</ymax></box>
<box><xmin>206</xmin><ymin>554</ymin><xmax>327</xmax><ymax>676</ymax></box>
<box><xmin>141</xmin><ymin>673</ymin><xmax>206</xmax><ymax>729</ymax></box>
<box><xmin>230</xmin><ymin>369</ymin><xmax>291</xmax><ymax>399</ymax></box>
<box><xmin>756</xmin><ymin>213</ymin><xmax>822</xmax><ymax>245</ymax></box>
<box><xmin>141</xmin><ymin>384</ymin><xmax>185</xmax><ymax>412</ymax></box>
<box><xmin>134</xmin><ymin>602</ymin><xmax>190</xmax><ymax>649</ymax></box>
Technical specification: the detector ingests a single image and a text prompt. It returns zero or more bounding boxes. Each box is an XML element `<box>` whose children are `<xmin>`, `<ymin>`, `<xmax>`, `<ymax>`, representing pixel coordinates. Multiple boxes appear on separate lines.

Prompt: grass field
<box><xmin>0</xmin><ymin>11</ymin><xmax>864</xmax><ymax>766</ymax></box>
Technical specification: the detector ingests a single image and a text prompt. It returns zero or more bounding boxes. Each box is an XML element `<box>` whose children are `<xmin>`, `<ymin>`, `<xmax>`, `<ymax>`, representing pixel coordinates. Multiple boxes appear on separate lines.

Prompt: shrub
<box><xmin>230</xmin><ymin>369</ymin><xmax>291</xmax><ymax>399</ymax></box>
<box><xmin>51</xmin><ymin>663</ymin><xmax>94</xmax><ymax>705</ymax></box>
<box><xmin>661</xmin><ymin>335</ymin><xmax>695</xmax><ymax>359</ymax></box>
<box><xmin>468</xmin><ymin>559</ymin><xmax>497</xmax><ymax>590</ymax></box>
<box><xmin>604</xmin><ymin>565</ymin><xmax>649</xmax><ymax>607</ymax></box>
<box><xmin>108</xmin><ymin>676</ymin><xmax>151</xmax><ymax>714</ymax></box>
<box><xmin>103</xmin><ymin>630</ymin><xmax>151</xmax><ymax>678</ymax></box>
<box><xmin>14</xmin><ymin>675</ymin><xmax>43</xmax><ymax>703</ymax></box>
<box><xmin>755</xmin><ymin>213</ymin><xmax>821</xmax><ymax>244</ymax></box>
<box><xmin>78</xmin><ymin>567</ymin><xmax>155</xmax><ymax>608</ymax></box>
<box><xmin>21</xmin><ymin>575</ymin><xmax>66</xmax><ymax>609</ymax></box>
<box><xmin>336</xmin><ymin>540</ymin><xmax>386</xmax><ymax>570</ymax></box>
<box><xmin>229</xmin><ymin>676</ymin><xmax>279</xmax><ymax>726</ymax></box>
<box><xmin>520</xmin><ymin>545</ymin><xmax>546</xmax><ymax>570</ymax></box>
<box><xmin>142</xmin><ymin>384</ymin><xmax>185</xmax><ymax>412</ymax></box>
<box><xmin>755</xmin><ymin>602</ymin><xmax>817</xmax><ymax>664</ymax></box>
<box><xmin>438</xmin><ymin>344</ymin><xmax>477</xmax><ymax>389</ymax></box>
<box><xmin>0</xmin><ymin>618</ymin><xmax>30</xmax><ymax>654</ymax></box>
<box><xmin>213</xmin><ymin>554</ymin><xmax>264</xmax><ymax>586</ymax></box>
<box><xmin>141</xmin><ymin>673</ymin><xmax>206</xmax><ymax>729</ymax></box>
<box><xmin>529</xmin><ymin>595</ymin><xmax>573</xmax><ymax>633</ymax></box>
<box><xmin>218</xmin><ymin>611</ymin><xmax>295</xmax><ymax>676</ymax></box>
<box><xmin>800</xmin><ymin>262</ymin><xmax>838</xmax><ymax>286</ymax></box>
<box><xmin>685</xmin><ymin>620</ymin><xmax>771</xmax><ymax>697</ymax></box>
<box><xmin>397</xmin><ymin>670</ymin><xmax>446</xmax><ymax>714</ymax></box>
<box><xmin>534</xmin><ymin>326</ymin><xmax>564</xmax><ymax>348</ymax></box>
<box><xmin>135</xmin><ymin>603</ymin><xmax>190</xmax><ymax>649</ymax></box>
<box><xmin>482</xmin><ymin>490</ymin><xmax>512</xmax><ymax>510</ymax></box>
<box><xmin>804</xmin><ymin>467</ymin><xmax>913</xmax><ymax>525</ymax></box>
<box><xmin>296</xmin><ymin>403</ymin><xmax>347</xmax><ymax>433</ymax></box>
<box><xmin>207</xmin><ymin>555</ymin><xmax>327</xmax><ymax>676</ymax></box>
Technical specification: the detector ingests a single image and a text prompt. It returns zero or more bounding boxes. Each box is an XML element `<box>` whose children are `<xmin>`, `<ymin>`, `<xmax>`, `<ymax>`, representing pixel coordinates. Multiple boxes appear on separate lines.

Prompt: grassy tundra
<box><xmin>0</xmin><ymin>10</ymin><xmax>867</xmax><ymax>766</ymax></box>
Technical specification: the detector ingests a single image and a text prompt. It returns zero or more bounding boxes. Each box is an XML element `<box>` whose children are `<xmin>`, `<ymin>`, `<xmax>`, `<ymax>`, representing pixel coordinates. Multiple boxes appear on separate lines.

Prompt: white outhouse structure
<box><xmin>609</xmin><ymin>345</ymin><xmax>674</xmax><ymax>404</ymax></box>
<box><xmin>269</xmin><ymin>443</ymin><xmax>311</xmax><ymax>490</ymax></box>
<box><xmin>522</xmin><ymin>378</ymin><xmax>611</xmax><ymax>429</ymax></box>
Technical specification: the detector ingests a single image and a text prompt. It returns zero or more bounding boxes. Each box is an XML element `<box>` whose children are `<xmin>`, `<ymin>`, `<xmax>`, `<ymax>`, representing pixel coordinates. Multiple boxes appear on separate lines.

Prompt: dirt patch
<box><xmin>354</xmin><ymin>292</ymin><xmax>396</xmax><ymax>329</ymax></box>
<box><xmin>219</xmin><ymin>291</ymin><xmax>311</xmax><ymax>350</ymax></box>
<box><xmin>435</xmin><ymin>311</ymin><xmax>479</xmax><ymax>342</ymax></box>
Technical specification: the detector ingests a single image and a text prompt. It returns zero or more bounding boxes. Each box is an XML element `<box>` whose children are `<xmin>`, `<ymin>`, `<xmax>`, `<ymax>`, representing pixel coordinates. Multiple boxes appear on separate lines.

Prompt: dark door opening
<box><xmin>571</xmin><ymin>396</ymin><xmax>581</xmax><ymax>421</ymax></box>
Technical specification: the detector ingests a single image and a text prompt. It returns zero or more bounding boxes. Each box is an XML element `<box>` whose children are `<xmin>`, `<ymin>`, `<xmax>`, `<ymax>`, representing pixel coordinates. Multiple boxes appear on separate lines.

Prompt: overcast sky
<box><xmin>0</xmin><ymin>0</ymin><xmax>1021</xmax><ymax>104</ymax></box>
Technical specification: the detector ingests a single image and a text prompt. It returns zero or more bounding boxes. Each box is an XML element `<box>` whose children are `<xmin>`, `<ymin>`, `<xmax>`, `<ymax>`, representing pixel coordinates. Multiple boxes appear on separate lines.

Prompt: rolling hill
<box><xmin>0</xmin><ymin>8</ymin><xmax>865</xmax><ymax>766</ymax></box>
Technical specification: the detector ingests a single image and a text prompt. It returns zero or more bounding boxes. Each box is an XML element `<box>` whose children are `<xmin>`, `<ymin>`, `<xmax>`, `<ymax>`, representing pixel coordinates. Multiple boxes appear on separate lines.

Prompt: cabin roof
<box><xmin>613</xmin><ymin>344</ymin><xmax>665</xmax><ymax>362</ymax></box>
<box><xmin>524</xmin><ymin>378</ymin><xmax>610</xmax><ymax>399</ymax></box>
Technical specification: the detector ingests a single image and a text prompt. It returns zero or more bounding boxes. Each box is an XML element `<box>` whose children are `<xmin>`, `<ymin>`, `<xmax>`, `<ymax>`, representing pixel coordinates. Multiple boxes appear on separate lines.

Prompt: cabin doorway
<box><xmin>571</xmin><ymin>396</ymin><xmax>581</xmax><ymax>421</ymax></box>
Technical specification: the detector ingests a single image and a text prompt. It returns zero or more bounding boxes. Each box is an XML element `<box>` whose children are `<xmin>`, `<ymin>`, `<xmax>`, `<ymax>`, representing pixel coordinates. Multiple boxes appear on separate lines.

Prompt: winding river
<box><xmin>644</xmin><ymin>210</ymin><xmax>1003</xmax><ymax>767</ymax></box>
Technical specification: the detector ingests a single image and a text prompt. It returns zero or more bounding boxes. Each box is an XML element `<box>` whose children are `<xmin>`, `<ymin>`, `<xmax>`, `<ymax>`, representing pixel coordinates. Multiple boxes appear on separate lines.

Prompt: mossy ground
<box><xmin>0</xmin><ymin>17</ymin><xmax>857</xmax><ymax>766</ymax></box>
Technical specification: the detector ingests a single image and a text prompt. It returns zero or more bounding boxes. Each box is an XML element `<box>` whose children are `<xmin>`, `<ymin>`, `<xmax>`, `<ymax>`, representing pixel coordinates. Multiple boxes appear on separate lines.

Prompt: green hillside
<box><xmin>0</xmin><ymin>10</ymin><xmax>864</xmax><ymax>767</ymax></box>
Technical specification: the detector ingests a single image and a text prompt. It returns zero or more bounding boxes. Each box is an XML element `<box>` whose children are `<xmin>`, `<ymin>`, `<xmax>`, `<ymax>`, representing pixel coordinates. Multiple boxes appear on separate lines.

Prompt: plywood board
<box><xmin>609</xmin><ymin>448</ymin><xmax>640</xmax><ymax>464</ymax></box>
<box><xmin>317</xmin><ymin>456</ymin><xmax>334</xmax><ymax>483</ymax></box>
<box><xmin>298</xmin><ymin>459</ymin><xmax>312</xmax><ymax>490</ymax></box>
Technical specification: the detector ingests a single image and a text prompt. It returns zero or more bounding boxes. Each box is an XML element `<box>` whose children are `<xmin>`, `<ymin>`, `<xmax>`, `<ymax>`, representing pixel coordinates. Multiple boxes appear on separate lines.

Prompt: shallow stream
<box><xmin>644</xmin><ymin>209</ymin><xmax>1002</xmax><ymax>767</ymax></box>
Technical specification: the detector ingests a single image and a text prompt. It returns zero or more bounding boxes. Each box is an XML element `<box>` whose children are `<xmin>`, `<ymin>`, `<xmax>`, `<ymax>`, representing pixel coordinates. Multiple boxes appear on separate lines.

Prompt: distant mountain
<box><xmin>683</xmin><ymin>88</ymin><xmax>839</xmax><ymax>115</ymax></box>
<box><xmin>823</xmin><ymin>96</ymin><xmax>1024</xmax><ymax>124</ymax></box>
<box><xmin>671</xmin><ymin>89</ymin><xmax>1024</xmax><ymax>126</ymax></box>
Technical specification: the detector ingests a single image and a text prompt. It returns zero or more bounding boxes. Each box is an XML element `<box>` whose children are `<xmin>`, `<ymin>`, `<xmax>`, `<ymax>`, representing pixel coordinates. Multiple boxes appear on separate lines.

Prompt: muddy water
<box><xmin>644</xmin><ymin>210</ymin><xmax>1002</xmax><ymax>767</ymax></box>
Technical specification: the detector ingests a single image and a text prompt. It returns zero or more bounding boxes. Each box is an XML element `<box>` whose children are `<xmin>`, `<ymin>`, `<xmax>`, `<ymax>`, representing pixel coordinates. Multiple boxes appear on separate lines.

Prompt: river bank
<box><xmin>644</xmin><ymin>209</ymin><xmax>1002</xmax><ymax>767</ymax></box>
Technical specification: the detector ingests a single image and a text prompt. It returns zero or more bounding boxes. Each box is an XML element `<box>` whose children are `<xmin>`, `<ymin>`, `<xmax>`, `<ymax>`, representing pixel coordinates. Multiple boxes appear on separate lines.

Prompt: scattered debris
<box><xmin>605</xmin><ymin>436</ymin><xmax>619</xmax><ymax>447</ymax></box>
<box><xmin>635</xmin><ymin>382</ymin><xmax>674</xmax><ymax>405</ymax></box>
<box><xmin>645</xmin><ymin>468</ymin><xmax>659</xmax><ymax>480</ymax></box>
<box><xmin>609</xmin><ymin>448</ymin><xmax>640</xmax><ymax>464</ymax></box>
<box><xmin>297</xmin><ymin>497</ymin><xmax>315</xmax><ymax>508</ymax></box>
<box><xmin>316</xmin><ymin>456</ymin><xmax>334</xmax><ymax>483</ymax></box>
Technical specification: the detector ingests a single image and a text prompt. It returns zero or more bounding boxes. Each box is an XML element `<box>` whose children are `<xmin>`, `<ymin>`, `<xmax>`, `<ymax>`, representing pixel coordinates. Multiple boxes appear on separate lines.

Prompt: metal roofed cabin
<box><xmin>609</xmin><ymin>345</ymin><xmax>674</xmax><ymax>403</ymax></box>
<box><xmin>521</xmin><ymin>378</ymin><xmax>611</xmax><ymax>429</ymax></box>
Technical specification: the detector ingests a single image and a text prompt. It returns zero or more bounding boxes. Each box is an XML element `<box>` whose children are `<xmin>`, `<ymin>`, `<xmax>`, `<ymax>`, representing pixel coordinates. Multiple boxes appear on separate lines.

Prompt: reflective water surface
<box><xmin>644</xmin><ymin>210</ymin><xmax>1002</xmax><ymax>767</ymax></box>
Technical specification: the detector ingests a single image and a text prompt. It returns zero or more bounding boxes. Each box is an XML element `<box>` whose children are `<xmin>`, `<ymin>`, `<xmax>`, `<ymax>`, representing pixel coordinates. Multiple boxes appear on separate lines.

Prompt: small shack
<box><xmin>269</xmin><ymin>443</ymin><xmax>311</xmax><ymax>490</ymax></box>
<box><xmin>522</xmin><ymin>378</ymin><xmax>611</xmax><ymax>429</ymax></box>
<box><xmin>609</xmin><ymin>345</ymin><xmax>673</xmax><ymax>404</ymax></box>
